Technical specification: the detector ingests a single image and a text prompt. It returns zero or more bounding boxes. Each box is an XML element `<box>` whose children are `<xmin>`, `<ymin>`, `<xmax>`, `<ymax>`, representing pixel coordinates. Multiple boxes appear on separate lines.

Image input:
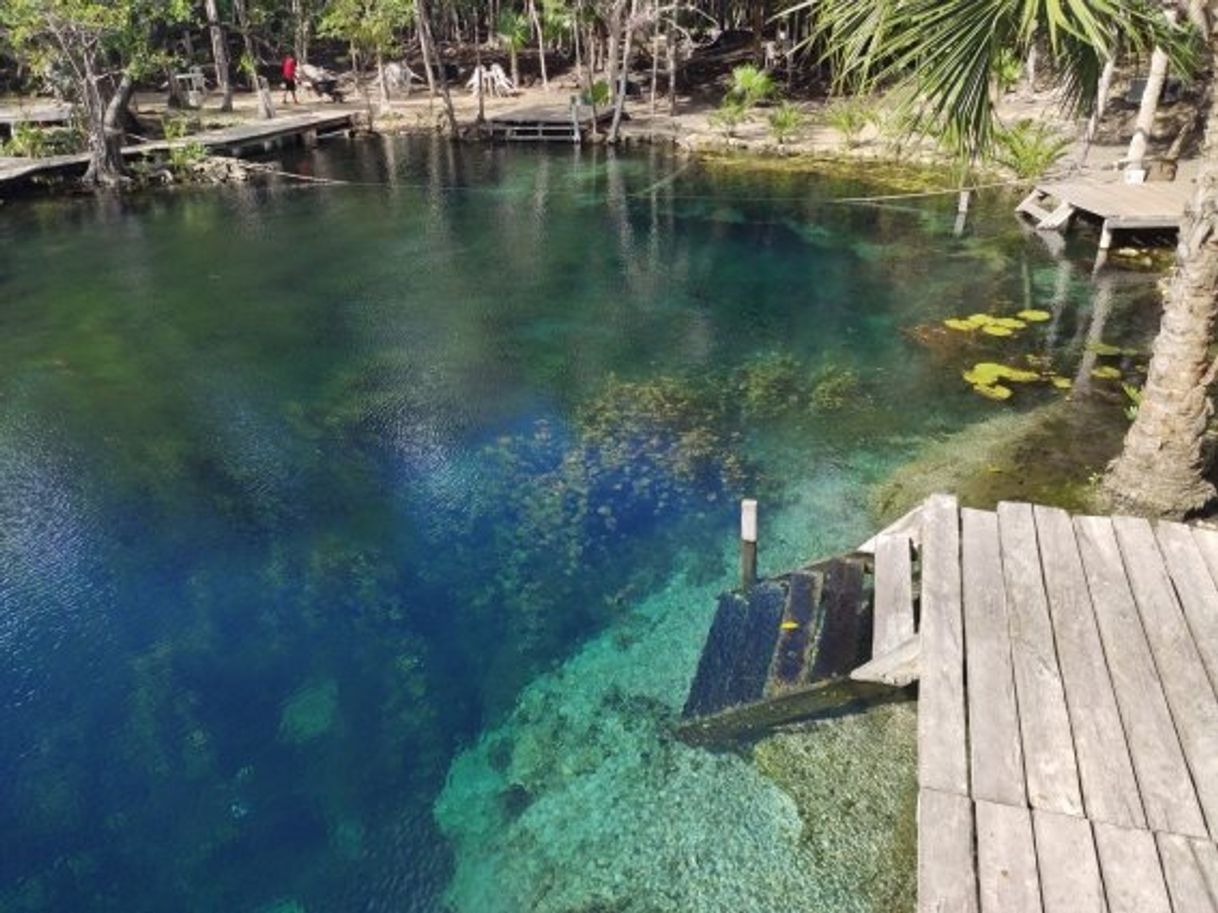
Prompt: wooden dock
<box><xmin>903</xmin><ymin>494</ymin><xmax>1218</xmax><ymax>913</ymax></box>
<box><xmin>0</xmin><ymin>110</ymin><xmax>355</xmax><ymax>190</ymax></box>
<box><xmin>1017</xmin><ymin>177</ymin><xmax>1195</xmax><ymax>255</ymax></box>
<box><xmin>487</xmin><ymin>104</ymin><xmax>613</xmax><ymax>143</ymax></box>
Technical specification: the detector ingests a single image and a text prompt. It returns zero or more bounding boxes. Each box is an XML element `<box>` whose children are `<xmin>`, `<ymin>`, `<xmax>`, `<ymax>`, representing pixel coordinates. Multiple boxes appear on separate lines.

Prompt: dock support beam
<box><xmin>741</xmin><ymin>499</ymin><xmax>758</xmax><ymax>588</ymax></box>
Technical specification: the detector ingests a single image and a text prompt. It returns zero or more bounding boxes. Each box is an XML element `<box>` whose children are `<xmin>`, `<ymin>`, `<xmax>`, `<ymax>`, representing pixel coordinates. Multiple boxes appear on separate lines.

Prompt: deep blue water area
<box><xmin>0</xmin><ymin>136</ymin><xmax>1161</xmax><ymax>912</ymax></box>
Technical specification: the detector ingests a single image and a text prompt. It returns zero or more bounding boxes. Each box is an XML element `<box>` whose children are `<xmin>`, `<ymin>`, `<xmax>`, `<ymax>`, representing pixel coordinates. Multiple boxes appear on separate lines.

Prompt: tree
<box><xmin>204</xmin><ymin>0</ymin><xmax>234</xmax><ymax>111</ymax></box>
<box><xmin>318</xmin><ymin>0</ymin><xmax>414</xmax><ymax>116</ymax></box>
<box><xmin>1</xmin><ymin>0</ymin><xmax>189</xmax><ymax>186</ymax></box>
<box><xmin>497</xmin><ymin>8</ymin><xmax>528</xmax><ymax>88</ymax></box>
<box><xmin>801</xmin><ymin>0</ymin><xmax>1212</xmax><ymax>517</ymax></box>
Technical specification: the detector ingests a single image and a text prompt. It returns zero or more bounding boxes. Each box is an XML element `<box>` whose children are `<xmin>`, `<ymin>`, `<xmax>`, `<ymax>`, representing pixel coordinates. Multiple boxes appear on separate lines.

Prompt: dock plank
<box><xmin>918</xmin><ymin>494</ymin><xmax>968</xmax><ymax>796</ymax></box>
<box><xmin>1156</xmin><ymin>521</ymin><xmax>1218</xmax><ymax>694</ymax></box>
<box><xmin>1094</xmin><ymin>822</ymin><xmax>1172</xmax><ymax>913</ymax></box>
<box><xmin>962</xmin><ymin>508</ymin><xmax>1026</xmax><ymax>807</ymax></box>
<box><xmin>1191</xmin><ymin>526</ymin><xmax>1218</xmax><ymax>591</ymax></box>
<box><xmin>1192</xmin><ymin>839</ymin><xmax>1218</xmax><ymax>900</ymax></box>
<box><xmin>1157</xmin><ymin>833</ymin><xmax>1218</xmax><ymax>913</ymax></box>
<box><xmin>997</xmin><ymin>502</ymin><xmax>1083</xmax><ymax>816</ymax></box>
<box><xmin>918</xmin><ymin>789</ymin><xmax>978</xmax><ymax>913</ymax></box>
<box><xmin>975</xmin><ymin>801</ymin><xmax>1040</xmax><ymax>913</ymax></box>
<box><xmin>1074</xmin><ymin>515</ymin><xmax>1206</xmax><ymax>838</ymax></box>
<box><xmin>873</xmin><ymin>533</ymin><xmax>915</xmax><ymax>655</ymax></box>
<box><xmin>1034</xmin><ymin>506</ymin><xmax>1144</xmax><ymax>829</ymax></box>
<box><xmin>1032</xmin><ymin>809</ymin><xmax>1106</xmax><ymax>913</ymax></box>
<box><xmin>1113</xmin><ymin>516</ymin><xmax>1218</xmax><ymax>839</ymax></box>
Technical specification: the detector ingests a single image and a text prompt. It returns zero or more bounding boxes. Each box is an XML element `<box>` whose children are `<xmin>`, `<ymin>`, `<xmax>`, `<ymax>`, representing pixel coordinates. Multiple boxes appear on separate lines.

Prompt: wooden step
<box><xmin>764</xmin><ymin>570</ymin><xmax>822</xmax><ymax>696</ymax></box>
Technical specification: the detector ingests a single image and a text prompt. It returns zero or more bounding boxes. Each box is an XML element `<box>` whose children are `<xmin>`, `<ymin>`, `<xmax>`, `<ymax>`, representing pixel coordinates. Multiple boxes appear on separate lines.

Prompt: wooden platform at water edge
<box><xmin>681</xmin><ymin>493</ymin><xmax>1218</xmax><ymax>911</ymax></box>
<box><xmin>487</xmin><ymin>104</ymin><xmax>613</xmax><ymax>143</ymax></box>
<box><xmin>0</xmin><ymin>110</ymin><xmax>356</xmax><ymax>191</ymax></box>
<box><xmin>1017</xmin><ymin>176</ymin><xmax>1194</xmax><ymax>254</ymax></box>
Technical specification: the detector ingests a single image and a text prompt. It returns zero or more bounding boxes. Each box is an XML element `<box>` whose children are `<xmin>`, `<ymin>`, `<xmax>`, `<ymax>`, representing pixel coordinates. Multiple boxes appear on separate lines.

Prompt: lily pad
<box><xmin>944</xmin><ymin>318</ymin><xmax>977</xmax><ymax>332</ymax></box>
<box><xmin>971</xmin><ymin>383</ymin><xmax>1013</xmax><ymax>401</ymax></box>
<box><xmin>1016</xmin><ymin>309</ymin><xmax>1051</xmax><ymax>322</ymax></box>
<box><xmin>980</xmin><ymin>325</ymin><xmax>1015</xmax><ymax>337</ymax></box>
<box><xmin>1091</xmin><ymin>366</ymin><xmax>1122</xmax><ymax>380</ymax></box>
<box><xmin>963</xmin><ymin>363</ymin><xmax>1040</xmax><ymax>386</ymax></box>
<box><xmin>1050</xmin><ymin>376</ymin><xmax>1072</xmax><ymax>390</ymax></box>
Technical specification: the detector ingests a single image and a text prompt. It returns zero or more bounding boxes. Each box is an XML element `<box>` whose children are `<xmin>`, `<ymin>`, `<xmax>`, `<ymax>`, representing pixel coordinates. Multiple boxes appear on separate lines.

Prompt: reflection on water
<box><xmin>0</xmin><ymin>136</ymin><xmax>1160</xmax><ymax>912</ymax></box>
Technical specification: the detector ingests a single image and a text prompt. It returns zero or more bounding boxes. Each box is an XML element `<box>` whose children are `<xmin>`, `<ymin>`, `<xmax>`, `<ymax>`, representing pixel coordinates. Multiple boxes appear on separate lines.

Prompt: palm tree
<box><xmin>497</xmin><ymin>9</ymin><xmax>529</xmax><ymax>88</ymax></box>
<box><xmin>798</xmin><ymin>0</ymin><xmax>1211</xmax><ymax>517</ymax></box>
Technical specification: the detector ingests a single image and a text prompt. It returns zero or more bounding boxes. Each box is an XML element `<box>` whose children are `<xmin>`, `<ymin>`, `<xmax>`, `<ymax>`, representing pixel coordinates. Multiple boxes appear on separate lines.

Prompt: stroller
<box><xmin>300</xmin><ymin>63</ymin><xmax>345</xmax><ymax>103</ymax></box>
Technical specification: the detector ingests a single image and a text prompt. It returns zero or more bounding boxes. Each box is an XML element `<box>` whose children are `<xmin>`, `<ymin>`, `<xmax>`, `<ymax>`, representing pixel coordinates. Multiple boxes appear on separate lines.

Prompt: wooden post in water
<box><xmin>953</xmin><ymin>189</ymin><xmax>971</xmax><ymax>237</ymax></box>
<box><xmin>740</xmin><ymin>499</ymin><xmax>758</xmax><ymax>589</ymax></box>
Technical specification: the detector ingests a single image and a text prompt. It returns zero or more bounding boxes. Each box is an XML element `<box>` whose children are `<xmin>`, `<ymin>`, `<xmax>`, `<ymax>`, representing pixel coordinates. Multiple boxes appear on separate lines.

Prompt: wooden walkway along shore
<box><xmin>1016</xmin><ymin>177</ymin><xmax>1194</xmax><ymax>260</ymax></box>
<box><xmin>0</xmin><ymin>110</ymin><xmax>356</xmax><ymax>190</ymax></box>
<box><xmin>487</xmin><ymin>104</ymin><xmax>613</xmax><ymax>143</ymax></box>
<box><xmin>902</xmin><ymin>494</ymin><xmax>1218</xmax><ymax>913</ymax></box>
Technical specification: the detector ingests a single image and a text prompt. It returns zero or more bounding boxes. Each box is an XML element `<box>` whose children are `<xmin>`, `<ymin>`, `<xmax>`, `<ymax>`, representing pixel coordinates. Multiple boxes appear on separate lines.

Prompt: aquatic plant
<box><xmin>733</xmin><ymin>353</ymin><xmax>803</xmax><ymax>418</ymax></box>
<box><xmin>1123</xmin><ymin>383</ymin><xmax>1143</xmax><ymax>420</ymax></box>
<box><xmin>279</xmin><ymin>679</ymin><xmax>339</xmax><ymax>744</ymax></box>
<box><xmin>1091</xmin><ymin>365</ymin><xmax>1122</xmax><ymax>380</ymax></box>
<box><xmin>809</xmin><ymin>364</ymin><xmax>861</xmax><ymax>412</ymax></box>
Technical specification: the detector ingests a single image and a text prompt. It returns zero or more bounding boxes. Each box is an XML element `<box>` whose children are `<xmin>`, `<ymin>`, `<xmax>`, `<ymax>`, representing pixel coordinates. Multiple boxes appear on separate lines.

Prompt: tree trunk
<box><xmin>529</xmin><ymin>0</ymin><xmax>549</xmax><ymax>90</ymax></box>
<box><xmin>417</xmin><ymin>0</ymin><xmax>459</xmax><ymax>134</ymax></box>
<box><xmin>1127</xmin><ymin>44</ymin><xmax>1171</xmax><ymax>171</ymax></box>
<box><xmin>1081</xmin><ymin>56</ymin><xmax>1116</xmax><ymax>164</ymax></box>
<box><xmin>419</xmin><ymin>23</ymin><xmax>438</xmax><ymax>106</ymax></box>
<box><xmin>1023</xmin><ymin>29</ymin><xmax>1037</xmax><ymax>95</ymax></box>
<box><xmin>608</xmin><ymin>0</ymin><xmax>636</xmax><ymax>143</ymax></box>
<box><xmin>204</xmin><ymin>0</ymin><xmax>233</xmax><ymax>112</ymax></box>
<box><xmin>377</xmin><ymin>51</ymin><xmax>392</xmax><ymax>116</ymax></box>
<box><xmin>233</xmin><ymin>0</ymin><xmax>274</xmax><ymax>119</ymax></box>
<box><xmin>510</xmin><ymin>44</ymin><xmax>520</xmax><ymax>89</ymax></box>
<box><xmin>666</xmin><ymin>6</ymin><xmax>677</xmax><ymax>115</ymax></box>
<box><xmin>292</xmin><ymin>0</ymin><xmax>308</xmax><ymax>62</ymax></box>
<box><xmin>649</xmin><ymin>22</ymin><xmax>659</xmax><ymax>115</ymax></box>
<box><xmin>607</xmin><ymin>0</ymin><xmax>624</xmax><ymax>94</ymax></box>
<box><xmin>1102</xmin><ymin>117</ymin><xmax>1218</xmax><ymax>515</ymax></box>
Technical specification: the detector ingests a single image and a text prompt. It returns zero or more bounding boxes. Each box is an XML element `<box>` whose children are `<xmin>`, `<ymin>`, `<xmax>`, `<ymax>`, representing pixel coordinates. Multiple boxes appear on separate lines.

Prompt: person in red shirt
<box><xmin>281</xmin><ymin>54</ymin><xmax>298</xmax><ymax>104</ymax></box>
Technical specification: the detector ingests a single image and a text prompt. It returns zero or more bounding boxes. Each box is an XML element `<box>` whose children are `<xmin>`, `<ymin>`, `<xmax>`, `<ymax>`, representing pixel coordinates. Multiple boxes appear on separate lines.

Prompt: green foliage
<box><xmin>1122</xmin><ymin>383</ymin><xmax>1142</xmax><ymax>420</ymax></box>
<box><xmin>318</xmin><ymin>0</ymin><xmax>413</xmax><ymax>56</ymax></box>
<box><xmin>728</xmin><ymin>64</ymin><xmax>777</xmax><ymax>108</ymax></box>
<box><xmin>709</xmin><ymin>98</ymin><xmax>748</xmax><ymax>138</ymax></box>
<box><xmin>989</xmin><ymin>119</ymin><xmax>1070</xmax><ymax>179</ymax></box>
<box><xmin>794</xmin><ymin>0</ymin><xmax>1200</xmax><ymax>161</ymax></box>
<box><xmin>821</xmin><ymin>97</ymin><xmax>877</xmax><ymax>148</ymax></box>
<box><xmin>496</xmin><ymin>9</ymin><xmax>530</xmax><ymax>49</ymax></box>
<box><xmin>993</xmin><ymin>47</ymin><xmax>1023</xmax><ymax>94</ymax></box>
<box><xmin>0</xmin><ymin>122</ymin><xmax>86</xmax><ymax>157</ymax></box>
<box><xmin>585</xmin><ymin>79</ymin><xmax>612</xmax><ymax>108</ymax></box>
<box><xmin>767</xmin><ymin>102</ymin><xmax>806</xmax><ymax>145</ymax></box>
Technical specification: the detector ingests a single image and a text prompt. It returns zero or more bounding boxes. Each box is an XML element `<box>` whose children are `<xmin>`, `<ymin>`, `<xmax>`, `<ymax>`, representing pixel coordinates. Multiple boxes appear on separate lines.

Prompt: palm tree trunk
<box><xmin>377</xmin><ymin>51</ymin><xmax>392</xmax><ymax>116</ymax></box>
<box><xmin>1127</xmin><ymin>43</ymin><xmax>1171</xmax><ymax>171</ymax></box>
<box><xmin>1103</xmin><ymin>126</ymin><xmax>1218</xmax><ymax>514</ymax></box>
<box><xmin>529</xmin><ymin>0</ymin><xmax>549</xmax><ymax>90</ymax></box>
<box><xmin>204</xmin><ymin>0</ymin><xmax>233</xmax><ymax>112</ymax></box>
<box><xmin>233</xmin><ymin>0</ymin><xmax>274</xmax><ymax>119</ymax></box>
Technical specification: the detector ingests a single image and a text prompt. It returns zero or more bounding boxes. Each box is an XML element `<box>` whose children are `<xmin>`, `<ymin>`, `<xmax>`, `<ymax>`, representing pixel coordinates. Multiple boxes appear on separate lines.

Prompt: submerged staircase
<box><xmin>677</xmin><ymin>508</ymin><xmax>923</xmax><ymax>744</ymax></box>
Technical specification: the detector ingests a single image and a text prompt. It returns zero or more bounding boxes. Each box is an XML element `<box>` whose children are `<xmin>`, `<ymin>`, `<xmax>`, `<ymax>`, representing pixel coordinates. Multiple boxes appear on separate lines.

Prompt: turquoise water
<box><xmin>0</xmin><ymin>137</ymin><xmax>1160</xmax><ymax>912</ymax></box>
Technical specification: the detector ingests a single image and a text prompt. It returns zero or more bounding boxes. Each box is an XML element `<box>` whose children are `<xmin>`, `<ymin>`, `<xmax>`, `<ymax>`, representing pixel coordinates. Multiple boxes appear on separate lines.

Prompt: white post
<box><xmin>740</xmin><ymin>499</ymin><xmax>758</xmax><ymax>588</ymax></box>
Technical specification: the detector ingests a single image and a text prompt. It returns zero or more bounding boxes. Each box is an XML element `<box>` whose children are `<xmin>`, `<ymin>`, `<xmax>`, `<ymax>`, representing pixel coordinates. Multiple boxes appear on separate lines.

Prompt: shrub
<box><xmin>990</xmin><ymin>119</ymin><xmax>1070</xmax><ymax>179</ymax></box>
<box><xmin>822</xmin><ymin>98</ymin><xmax>877</xmax><ymax>149</ymax></box>
<box><xmin>728</xmin><ymin>64</ymin><xmax>777</xmax><ymax>108</ymax></box>
<box><xmin>709</xmin><ymin>99</ymin><xmax>748</xmax><ymax>138</ymax></box>
<box><xmin>993</xmin><ymin>47</ymin><xmax>1023</xmax><ymax>95</ymax></box>
<box><xmin>768</xmin><ymin>102</ymin><xmax>806</xmax><ymax>145</ymax></box>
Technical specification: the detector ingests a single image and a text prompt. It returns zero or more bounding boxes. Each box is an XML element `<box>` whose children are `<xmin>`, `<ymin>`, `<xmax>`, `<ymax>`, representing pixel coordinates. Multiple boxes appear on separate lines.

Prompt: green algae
<box><xmin>869</xmin><ymin>400</ymin><xmax>1129</xmax><ymax>522</ymax></box>
<box><xmin>754</xmin><ymin>703</ymin><xmax>918</xmax><ymax>913</ymax></box>
<box><xmin>279</xmin><ymin>679</ymin><xmax>339</xmax><ymax>744</ymax></box>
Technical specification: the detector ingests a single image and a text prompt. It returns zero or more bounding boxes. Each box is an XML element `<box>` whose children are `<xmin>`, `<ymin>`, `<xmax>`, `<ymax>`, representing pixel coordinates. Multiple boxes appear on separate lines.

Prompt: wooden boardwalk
<box><xmin>1016</xmin><ymin>177</ymin><xmax>1194</xmax><ymax>258</ymax></box>
<box><xmin>0</xmin><ymin>110</ymin><xmax>355</xmax><ymax>189</ymax></box>
<box><xmin>889</xmin><ymin>494</ymin><xmax>1218</xmax><ymax>913</ymax></box>
<box><xmin>487</xmin><ymin>104</ymin><xmax>613</xmax><ymax>142</ymax></box>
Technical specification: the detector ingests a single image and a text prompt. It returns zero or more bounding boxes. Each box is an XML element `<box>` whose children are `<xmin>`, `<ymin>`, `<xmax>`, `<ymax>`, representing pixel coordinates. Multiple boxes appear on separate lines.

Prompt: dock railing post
<box><xmin>740</xmin><ymin>499</ymin><xmax>758</xmax><ymax>589</ymax></box>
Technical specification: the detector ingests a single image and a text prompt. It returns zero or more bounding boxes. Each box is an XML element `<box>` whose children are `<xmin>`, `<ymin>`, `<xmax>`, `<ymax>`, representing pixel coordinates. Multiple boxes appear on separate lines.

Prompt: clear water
<box><xmin>0</xmin><ymin>136</ymin><xmax>1160</xmax><ymax>913</ymax></box>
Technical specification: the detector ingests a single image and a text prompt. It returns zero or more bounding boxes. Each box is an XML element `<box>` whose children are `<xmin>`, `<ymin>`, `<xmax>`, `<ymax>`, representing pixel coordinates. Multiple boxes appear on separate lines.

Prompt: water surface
<box><xmin>0</xmin><ymin>137</ymin><xmax>1159</xmax><ymax>912</ymax></box>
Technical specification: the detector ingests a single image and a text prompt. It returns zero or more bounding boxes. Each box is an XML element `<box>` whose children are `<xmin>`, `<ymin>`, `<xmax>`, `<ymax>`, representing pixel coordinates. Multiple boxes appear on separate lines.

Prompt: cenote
<box><xmin>0</xmin><ymin>136</ymin><xmax>1163</xmax><ymax>912</ymax></box>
